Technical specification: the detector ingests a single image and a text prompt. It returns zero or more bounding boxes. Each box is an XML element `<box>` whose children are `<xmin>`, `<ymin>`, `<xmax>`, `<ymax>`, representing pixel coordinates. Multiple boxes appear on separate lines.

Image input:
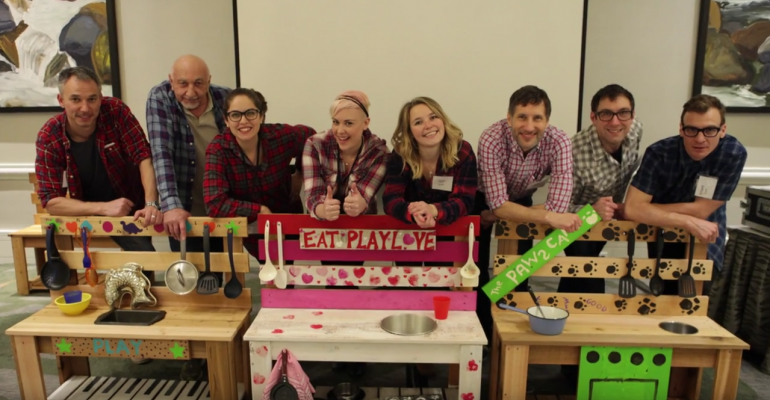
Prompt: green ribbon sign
<box><xmin>482</xmin><ymin>204</ymin><xmax>601</xmax><ymax>303</ymax></box>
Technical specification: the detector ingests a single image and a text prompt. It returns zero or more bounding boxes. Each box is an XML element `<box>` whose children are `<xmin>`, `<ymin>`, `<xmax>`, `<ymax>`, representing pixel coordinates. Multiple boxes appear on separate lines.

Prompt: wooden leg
<box><xmin>489</xmin><ymin>324</ymin><xmax>501</xmax><ymax>400</ymax></box>
<box><xmin>458</xmin><ymin>345</ymin><xmax>483</xmax><ymax>400</ymax></box>
<box><xmin>207</xmin><ymin>341</ymin><xmax>238</xmax><ymax>400</ymax></box>
<box><xmin>250</xmin><ymin>342</ymin><xmax>272</xmax><ymax>398</ymax></box>
<box><xmin>57</xmin><ymin>356</ymin><xmax>90</xmax><ymax>383</ymax></box>
<box><xmin>12</xmin><ymin>336</ymin><xmax>45</xmax><ymax>400</ymax></box>
<box><xmin>34</xmin><ymin>248</ymin><xmax>46</xmax><ymax>275</ymax></box>
<box><xmin>448</xmin><ymin>364</ymin><xmax>459</xmax><ymax>387</ymax></box>
<box><xmin>501</xmin><ymin>345</ymin><xmax>529</xmax><ymax>400</ymax></box>
<box><xmin>235</xmin><ymin>319</ymin><xmax>251</xmax><ymax>398</ymax></box>
<box><xmin>12</xmin><ymin>237</ymin><xmax>30</xmax><ymax>295</ymax></box>
<box><xmin>711</xmin><ymin>349</ymin><xmax>742</xmax><ymax>400</ymax></box>
<box><xmin>669</xmin><ymin>367</ymin><xmax>702</xmax><ymax>400</ymax></box>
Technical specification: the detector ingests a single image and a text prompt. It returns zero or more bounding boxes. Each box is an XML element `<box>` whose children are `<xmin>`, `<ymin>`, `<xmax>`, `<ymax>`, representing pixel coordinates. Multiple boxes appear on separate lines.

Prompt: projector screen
<box><xmin>235</xmin><ymin>1</ymin><xmax>586</xmax><ymax>149</ymax></box>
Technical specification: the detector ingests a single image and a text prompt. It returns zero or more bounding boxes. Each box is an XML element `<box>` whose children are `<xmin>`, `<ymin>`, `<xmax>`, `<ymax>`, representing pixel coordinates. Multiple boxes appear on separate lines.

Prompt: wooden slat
<box><xmin>257</xmin><ymin>214</ymin><xmax>479</xmax><ymax>236</ymax></box>
<box><xmin>49</xmin><ymin>284</ymin><xmax>253</xmax><ymax>309</ymax></box>
<box><xmin>493</xmin><ymin>255</ymin><xmax>713</xmax><ymax>280</ymax></box>
<box><xmin>41</xmin><ymin>216</ymin><xmax>249</xmax><ymax>237</ymax></box>
<box><xmin>57</xmin><ymin>250</ymin><xmax>250</xmax><ymax>273</ymax></box>
<box><xmin>262</xmin><ymin>288</ymin><xmax>476</xmax><ymax>310</ymax></box>
<box><xmin>67</xmin><ymin>375</ymin><xmax>107</xmax><ymax>400</ymax></box>
<box><xmin>176</xmin><ymin>381</ymin><xmax>208</xmax><ymax>400</ymax></box>
<box><xmin>48</xmin><ymin>375</ymin><xmax>88</xmax><ymax>400</ymax></box>
<box><xmin>260</xmin><ymin>240</ymin><xmax>477</xmax><ymax>262</ymax></box>
<box><xmin>526</xmin><ymin>346</ymin><xmax>716</xmax><ymax>368</ymax></box>
<box><xmin>270</xmin><ymin>265</ymin><xmax>464</xmax><ymax>287</ymax></box>
<box><xmin>498</xmin><ymin>292</ymin><xmax>709</xmax><ymax>316</ymax></box>
<box><xmin>31</xmin><ymin>192</ymin><xmax>40</xmax><ymax>205</ymax></box>
<box><xmin>494</xmin><ymin>220</ymin><xmax>711</xmax><ymax>243</ymax></box>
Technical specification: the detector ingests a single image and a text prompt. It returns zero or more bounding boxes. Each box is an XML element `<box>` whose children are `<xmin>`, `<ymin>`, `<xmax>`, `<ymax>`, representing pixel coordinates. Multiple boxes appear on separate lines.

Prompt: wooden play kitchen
<box><xmin>487</xmin><ymin>219</ymin><xmax>750</xmax><ymax>400</ymax></box>
<box><xmin>6</xmin><ymin>216</ymin><xmax>253</xmax><ymax>400</ymax></box>
<box><xmin>244</xmin><ymin>215</ymin><xmax>487</xmax><ymax>400</ymax></box>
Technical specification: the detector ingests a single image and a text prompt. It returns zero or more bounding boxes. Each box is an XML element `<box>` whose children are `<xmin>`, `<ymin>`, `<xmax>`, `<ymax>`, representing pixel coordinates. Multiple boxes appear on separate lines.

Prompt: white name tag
<box><xmin>525</xmin><ymin>176</ymin><xmax>550</xmax><ymax>191</ymax></box>
<box><xmin>432</xmin><ymin>176</ymin><xmax>453</xmax><ymax>191</ymax></box>
<box><xmin>695</xmin><ymin>175</ymin><xmax>718</xmax><ymax>199</ymax></box>
<box><xmin>62</xmin><ymin>170</ymin><xmax>68</xmax><ymax>188</ymax></box>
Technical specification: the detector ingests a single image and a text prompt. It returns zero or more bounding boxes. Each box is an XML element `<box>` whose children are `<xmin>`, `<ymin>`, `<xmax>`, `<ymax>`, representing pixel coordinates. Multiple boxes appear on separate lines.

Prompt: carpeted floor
<box><xmin>0</xmin><ymin>265</ymin><xmax>764</xmax><ymax>400</ymax></box>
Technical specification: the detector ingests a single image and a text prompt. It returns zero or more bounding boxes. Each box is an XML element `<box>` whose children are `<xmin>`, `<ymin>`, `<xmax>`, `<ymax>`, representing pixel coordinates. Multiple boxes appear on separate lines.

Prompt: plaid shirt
<box><xmin>631</xmin><ymin>135</ymin><xmax>747</xmax><ymax>270</ymax></box>
<box><xmin>204</xmin><ymin>123</ymin><xmax>316</xmax><ymax>221</ymax></box>
<box><xmin>35</xmin><ymin>97</ymin><xmax>151</xmax><ymax>210</ymax></box>
<box><xmin>569</xmin><ymin>119</ymin><xmax>643</xmax><ymax>213</ymax></box>
<box><xmin>146</xmin><ymin>81</ymin><xmax>230</xmax><ymax>212</ymax></box>
<box><xmin>303</xmin><ymin>129</ymin><xmax>390</xmax><ymax>220</ymax></box>
<box><xmin>383</xmin><ymin>140</ymin><xmax>477</xmax><ymax>225</ymax></box>
<box><xmin>477</xmin><ymin>119</ymin><xmax>573</xmax><ymax>212</ymax></box>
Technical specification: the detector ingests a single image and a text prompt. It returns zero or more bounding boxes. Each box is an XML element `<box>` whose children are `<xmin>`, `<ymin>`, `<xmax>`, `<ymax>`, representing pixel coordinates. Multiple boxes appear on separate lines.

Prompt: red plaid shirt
<box><xmin>35</xmin><ymin>97</ymin><xmax>152</xmax><ymax>210</ymax></box>
<box><xmin>204</xmin><ymin>123</ymin><xmax>316</xmax><ymax>222</ymax></box>
<box><xmin>303</xmin><ymin>129</ymin><xmax>390</xmax><ymax>219</ymax></box>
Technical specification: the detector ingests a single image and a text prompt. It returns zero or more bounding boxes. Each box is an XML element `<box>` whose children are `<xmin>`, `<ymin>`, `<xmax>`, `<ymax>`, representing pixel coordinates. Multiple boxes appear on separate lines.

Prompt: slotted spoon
<box><xmin>678</xmin><ymin>234</ymin><xmax>697</xmax><ymax>298</ymax></box>
<box><xmin>618</xmin><ymin>229</ymin><xmax>637</xmax><ymax>298</ymax></box>
<box><xmin>649</xmin><ymin>228</ymin><xmax>665</xmax><ymax>297</ymax></box>
<box><xmin>258</xmin><ymin>220</ymin><xmax>277</xmax><ymax>283</ymax></box>
<box><xmin>196</xmin><ymin>224</ymin><xmax>220</xmax><ymax>294</ymax></box>
<box><xmin>460</xmin><ymin>223</ymin><xmax>480</xmax><ymax>287</ymax></box>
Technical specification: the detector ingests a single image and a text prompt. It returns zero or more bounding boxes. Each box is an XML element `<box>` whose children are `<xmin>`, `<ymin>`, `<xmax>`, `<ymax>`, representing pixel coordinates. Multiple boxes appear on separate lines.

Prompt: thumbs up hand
<box><xmin>344</xmin><ymin>184</ymin><xmax>367</xmax><ymax>217</ymax></box>
<box><xmin>322</xmin><ymin>185</ymin><xmax>341</xmax><ymax>221</ymax></box>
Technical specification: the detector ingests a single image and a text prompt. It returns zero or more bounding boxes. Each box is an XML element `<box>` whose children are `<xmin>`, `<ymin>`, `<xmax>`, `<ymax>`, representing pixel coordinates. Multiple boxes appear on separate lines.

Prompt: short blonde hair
<box><xmin>330</xmin><ymin>90</ymin><xmax>370</xmax><ymax>118</ymax></box>
<box><xmin>391</xmin><ymin>96</ymin><xmax>463</xmax><ymax>180</ymax></box>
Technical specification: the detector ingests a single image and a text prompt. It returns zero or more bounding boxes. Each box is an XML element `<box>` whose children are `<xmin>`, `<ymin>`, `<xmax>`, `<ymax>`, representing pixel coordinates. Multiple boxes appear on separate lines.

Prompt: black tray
<box><xmin>94</xmin><ymin>309</ymin><xmax>166</xmax><ymax>326</ymax></box>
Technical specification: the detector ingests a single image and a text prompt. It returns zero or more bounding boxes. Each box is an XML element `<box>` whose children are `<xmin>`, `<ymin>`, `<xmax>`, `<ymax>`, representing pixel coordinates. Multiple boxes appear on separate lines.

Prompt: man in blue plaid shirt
<box><xmin>625</xmin><ymin>94</ymin><xmax>747</xmax><ymax>295</ymax></box>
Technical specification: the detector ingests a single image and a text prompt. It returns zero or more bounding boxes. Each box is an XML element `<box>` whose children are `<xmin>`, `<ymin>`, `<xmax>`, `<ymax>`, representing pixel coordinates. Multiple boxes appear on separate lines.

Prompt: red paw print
<box><xmin>467</xmin><ymin>360</ymin><xmax>478</xmax><ymax>371</ymax></box>
<box><xmin>461</xmin><ymin>393</ymin><xmax>474</xmax><ymax>400</ymax></box>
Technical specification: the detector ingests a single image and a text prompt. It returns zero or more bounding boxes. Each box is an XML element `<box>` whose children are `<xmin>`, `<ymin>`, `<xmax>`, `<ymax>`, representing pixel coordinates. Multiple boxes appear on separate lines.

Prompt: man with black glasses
<box><xmin>625</xmin><ymin>94</ymin><xmax>747</xmax><ymax>296</ymax></box>
<box><xmin>562</xmin><ymin>84</ymin><xmax>643</xmax><ymax>295</ymax></box>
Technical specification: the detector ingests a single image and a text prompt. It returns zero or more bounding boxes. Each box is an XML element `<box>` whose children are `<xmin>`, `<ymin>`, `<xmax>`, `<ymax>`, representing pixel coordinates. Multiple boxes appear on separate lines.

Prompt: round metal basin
<box><xmin>659</xmin><ymin>321</ymin><xmax>698</xmax><ymax>335</ymax></box>
<box><xmin>380</xmin><ymin>313</ymin><xmax>437</xmax><ymax>336</ymax></box>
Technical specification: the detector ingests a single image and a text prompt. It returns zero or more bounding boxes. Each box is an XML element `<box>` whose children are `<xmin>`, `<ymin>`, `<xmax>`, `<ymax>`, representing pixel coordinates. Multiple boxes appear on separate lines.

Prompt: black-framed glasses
<box><xmin>682</xmin><ymin>125</ymin><xmax>721</xmax><ymax>138</ymax></box>
<box><xmin>596</xmin><ymin>110</ymin><xmax>633</xmax><ymax>122</ymax></box>
<box><xmin>227</xmin><ymin>108</ymin><xmax>261</xmax><ymax>122</ymax></box>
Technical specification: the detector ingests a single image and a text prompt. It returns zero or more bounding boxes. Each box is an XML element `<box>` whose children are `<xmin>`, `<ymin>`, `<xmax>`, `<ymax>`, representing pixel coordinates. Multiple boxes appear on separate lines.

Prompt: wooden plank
<box><xmin>526</xmin><ymin>346</ymin><xmax>716</xmax><ymax>368</ymax></box>
<box><xmin>31</xmin><ymin>192</ymin><xmax>40</xmax><ymax>205</ymax></box>
<box><xmin>262</xmin><ymin>288</ymin><xmax>476</xmax><ymax>310</ymax></box>
<box><xmin>401</xmin><ymin>387</ymin><xmax>421</xmax><ymax>395</ymax></box>
<box><xmin>109</xmin><ymin>378</ymin><xmax>149</xmax><ymax>400</ymax></box>
<box><xmin>493</xmin><ymin>255</ymin><xmax>713</xmax><ymax>280</ymax></box>
<box><xmin>51</xmin><ymin>337</ymin><xmax>190</xmax><ymax>360</ymax></box>
<box><xmin>711</xmin><ymin>350</ymin><xmax>742</xmax><ymax>400</ymax></box>
<box><xmin>47</xmin><ymin>375</ymin><xmax>87</xmax><ymax>400</ymax></box>
<box><xmin>57</xmin><ymin>250</ymin><xmax>250</xmax><ymax>273</ymax></box>
<box><xmin>493</xmin><ymin>220</ymin><xmax>708</xmax><ymax>243</ymax></box>
<box><xmin>207</xmin><ymin>341</ymin><xmax>237</xmax><ymax>399</ymax></box>
<box><xmin>154</xmin><ymin>379</ymin><xmax>186</xmax><ymax>400</ymax></box>
<box><xmin>67</xmin><ymin>375</ymin><xmax>107</xmax><ymax>400</ymax></box>
<box><xmin>362</xmin><ymin>386</ymin><xmax>379</xmax><ymax>400</ymax></box>
<box><xmin>176</xmin><ymin>381</ymin><xmax>208</xmax><ymax>400</ymax></box>
<box><xmin>497</xmin><ymin>292</ymin><xmax>709</xmax><ymax>316</ymax></box>
<box><xmin>380</xmin><ymin>387</ymin><xmax>399</xmax><ymax>398</ymax></box>
<box><xmin>132</xmin><ymin>378</ymin><xmax>165</xmax><ymax>400</ymax></box>
<box><xmin>260</xmin><ymin>240</ymin><xmax>477</xmax><ymax>262</ymax></box>
<box><xmin>458</xmin><ymin>345</ymin><xmax>483</xmax><ymax>400</ymax></box>
<box><xmin>41</xmin><ymin>216</ymin><xmax>249</xmax><ymax>237</ymax></box>
<box><xmin>12</xmin><ymin>336</ymin><xmax>46</xmax><ymax>400</ymax></box>
<box><xmin>49</xmin><ymin>284</ymin><xmax>253</xmax><ymax>309</ymax></box>
<box><xmin>501</xmin><ymin>345</ymin><xmax>529</xmax><ymax>400</ymax></box>
<box><xmin>258</xmin><ymin>214</ymin><xmax>480</xmax><ymax>236</ymax></box>
<box><xmin>444</xmin><ymin>388</ymin><xmax>458</xmax><ymax>400</ymax></box>
<box><xmin>271</xmin><ymin>265</ymin><xmax>464</xmax><ymax>287</ymax></box>
<box><xmin>89</xmin><ymin>376</ymin><xmax>126</xmax><ymax>399</ymax></box>
<box><xmin>300</xmin><ymin>228</ymin><xmax>438</xmax><ymax>250</ymax></box>
<box><xmin>12</xmin><ymin>236</ymin><xmax>30</xmax><ymax>296</ymax></box>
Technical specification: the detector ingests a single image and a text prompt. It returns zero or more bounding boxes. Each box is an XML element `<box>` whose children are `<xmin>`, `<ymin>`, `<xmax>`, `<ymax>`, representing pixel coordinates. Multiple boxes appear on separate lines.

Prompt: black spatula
<box><xmin>649</xmin><ymin>229</ymin><xmax>665</xmax><ymax>297</ymax></box>
<box><xmin>618</xmin><ymin>229</ymin><xmax>637</xmax><ymax>298</ymax></box>
<box><xmin>197</xmin><ymin>224</ymin><xmax>219</xmax><ymax>295</ymax></box>
<box><xmin>678</xmin><ymin>234</ymin><xmax>697</xmax><ymax>298</ymax></box>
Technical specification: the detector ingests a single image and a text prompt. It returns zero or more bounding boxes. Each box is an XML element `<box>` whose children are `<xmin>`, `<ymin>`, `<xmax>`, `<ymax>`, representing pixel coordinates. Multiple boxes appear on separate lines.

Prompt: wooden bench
<box><xmin>488</xmin><ymin>220</ymin><xmax>750</xmax><ymax>400</ymax></box>
<box><xmin>6</xmin><ymin>216</ymin><xmax>253</xmax><ymax>400</ymax></box>
<box><xmin>244</xmin><ymin>215</ymin><xmax>487</xmax><ymax>400</ymax></box>
<box><xmin>11</xmin><ymin>173</ymin><xmax>120</xmax><ymax>295</ymax></box>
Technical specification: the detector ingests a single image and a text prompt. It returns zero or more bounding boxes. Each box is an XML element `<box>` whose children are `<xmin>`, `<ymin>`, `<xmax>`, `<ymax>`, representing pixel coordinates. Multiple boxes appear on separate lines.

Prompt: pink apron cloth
<box><xmin>262</xmin><ymin>349</ymin><xmax>315</xmax><ymax>400</ymax></box>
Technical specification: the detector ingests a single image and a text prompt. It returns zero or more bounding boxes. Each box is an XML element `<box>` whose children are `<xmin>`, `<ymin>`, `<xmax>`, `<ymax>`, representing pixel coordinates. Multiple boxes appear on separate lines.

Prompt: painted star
<box><xmin>225</xmin><ymin>221</ymin><xmax>240</xmax><ymax>236</ymax></box>
<box><xmin>47</xmin><ymin>220</ymin><xmax>61</xmax><ymax>231</ymax></box>
<box><xmin>56</xmin><ymin>338</ymin><xmax>72</xmax><ymax>353</ymax></box>
<box><xmin>169</xmin><ymin>342</ymin><xmax>186</xmax><ymax>359</ymax></box>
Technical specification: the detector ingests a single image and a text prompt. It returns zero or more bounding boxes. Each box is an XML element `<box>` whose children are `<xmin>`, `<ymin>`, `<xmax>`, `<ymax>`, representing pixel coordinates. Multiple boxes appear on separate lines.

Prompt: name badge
<box><xmin>62</xmin><ymin>170</ymin><xmax>68</xmax><ymax>188</ymax></box>
<box><xmin>695</xmin><ymin>175</ymin><xmax>718</xmax><ymax>199</ymax></box>
<box><xmin>104</xmin><ymin>142</ymin><xmax>116</xmax><ymax>149</ymax></box>
<box><xmin>432</xmin><ymin>176</ymin><xmax>453</xmax><ymax>192</ymax></box>
<box><xmin>525</xmin><ymin>176</ymin><xmax>550</xmax><ymax>191</ymax></box>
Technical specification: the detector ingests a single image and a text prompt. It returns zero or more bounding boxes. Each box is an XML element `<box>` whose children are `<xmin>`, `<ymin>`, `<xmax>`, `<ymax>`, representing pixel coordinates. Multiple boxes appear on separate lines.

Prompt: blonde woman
<box><xmin>383</xmin><ymin>96</ymin><xmax>477</xmax><ymax>228</ymax></box>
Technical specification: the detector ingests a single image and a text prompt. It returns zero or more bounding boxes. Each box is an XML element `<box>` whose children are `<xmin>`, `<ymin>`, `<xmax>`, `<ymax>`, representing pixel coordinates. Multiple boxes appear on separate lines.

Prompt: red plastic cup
<box><xmin>433</xmin><ymin>296</ymin><xmax>451</xmax><ymax>320</ymax></box>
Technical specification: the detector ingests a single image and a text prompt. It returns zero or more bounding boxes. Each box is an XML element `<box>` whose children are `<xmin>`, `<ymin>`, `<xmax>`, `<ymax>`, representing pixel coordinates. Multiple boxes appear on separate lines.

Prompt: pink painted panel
<box><xmin>265</xmin><ymin>265</ymin><xmax>467</xmax><ymax>287</ymax></box>
<box><xmin>259</xmin><ymin>240</ymin><xmax>478</xmax><ymax>262</ymax></box>
<box><xmin>261</xmin><ymin>289</ymin><xmax>476</xmax><ymax>311</ymax></box>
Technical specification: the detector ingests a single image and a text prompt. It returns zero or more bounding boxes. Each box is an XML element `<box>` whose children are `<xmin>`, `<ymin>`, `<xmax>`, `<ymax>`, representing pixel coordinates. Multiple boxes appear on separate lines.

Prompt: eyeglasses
<box><xmin>682</xmin><ymin>125</ymin><xmax>721</xmax><ymax>138</ymax></box>
<box><xmin>227</xmin><ymin>108</ymin><xmax>261</xmax><ymax>122</ymax></box>
<box><xmin>596</xmin><ymin>110</ymin><xmax>633</xmax><ymax>122</ymax></box>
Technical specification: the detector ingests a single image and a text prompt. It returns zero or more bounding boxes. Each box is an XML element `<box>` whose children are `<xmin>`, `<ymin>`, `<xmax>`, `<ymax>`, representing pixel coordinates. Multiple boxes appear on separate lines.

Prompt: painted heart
<box><xmin>461</xmin><ymin>393</ymin><xmax>474</xmax><ymax>400</ymax></box>
<box><xmin>421</xmin><ymin>267</ymin><xmax>432</xmax><ymax>272</ymax></box>
<box><xmin>326</xmin><ymin>276</ymin><xmax>338</xmax><ymax>286</ymax></box>
<box><xmin>282</xmin><ymin>315</ymin><xmax>295</xmax><ymax>320</ymax></box>
<box><xmin>404</xmin><ymin>267</ymin><xmax>413</xmax><ymax>274</ymax></box>
<box><xmin>446</xmin><ymin>281</ymin><xmax>455</xmax><ymax>288</ymax></box>
<box><xmin>408</xmin><ymin>274</ymin><xmax>420</xmax><ymax>286</ymax></box>
<box><xmin>403</xmin><ymin>233</ymin><xmax>415</xmax><ymax>245</ymax></box>
<box><xmin>382</xmin><ymin>267</ymin><xmax>392</xmax><ymax>275</ymax></box>
<box><xmin>338</xmin><ymin>269</ymin><xmax>348</xmax><ymax>279</ymax></box>
<box><xmin>301</xmin><ymin>273</ymin><xmax>314</xmax><ymax>284</ymax></box>
<box><xmin>253</xmin><ymin>373</ymin><xmax>266</xmax><ymax>384</ymax></box>
<box><xmin>312</xmin><ymin>311</ymin><xmax>323</xmax><ymax>316</ymax></box>
<box><xmin>204</xmin><ymin>221</ymin><xmax>216</xmax><ymax>232</ymax></box>
<box><xmin>289</xmin><ymin>266</ymin><xmax>301</xmax><ymax>277</ymax></box>
<box><xmin>153</xmin><ymin>224</ymin><xmax>165</xmax><ymax>233</ymax></box>
<box><xmin>353</xmin><ymin>267</ymin><xmax>366</xmax><ymax>278</ymax></box>
<box><xmin>310</xmin><ymin>324</ymin><xmax>323</xmax><ymax>329</ymax></box>
<box><xmin>317</xmin><ymin>266</ymin><xmax>328</xmax><ymax>276</ymax></box>
<box><xmin>271</xmin><ymin>329</ymin><xmax>283</xmax><ymax>334</ymax></box>
<box><xmin>388</xmin><ymin>275</ymin><xmax>400</xmax><ymax>285</ymax></box>
<box><xmin>254</xmin><ymin>346</ymin><xmax>268</xmax><ymax>357</ymax></box>
<box><xmin>428</xmin><ymin>272</ymin><xmax>441</xmax><ymax>283</ymax></box>
<box><xmin>370</xmin><ymin>276</ymin><xmax>381</xmax><ymax>285</ymax></box>
<box><xmin>468</xmin><ymin>360</ymin><xmax>479</xmax><ymax>371</ymax></box>
<box><xmin>448</xmin><ymin>267</ymin><xmax>458</xmax><ymax>275</ymax></box>
<box><xmin>344</xmin><ymin>280</ymin><xmax>354</xmax><ymax>286</ymax></box>
<box><xmin>65</xmin><ymin>222</ymin><xmax>77</xmax><ymax>233</ymax></box>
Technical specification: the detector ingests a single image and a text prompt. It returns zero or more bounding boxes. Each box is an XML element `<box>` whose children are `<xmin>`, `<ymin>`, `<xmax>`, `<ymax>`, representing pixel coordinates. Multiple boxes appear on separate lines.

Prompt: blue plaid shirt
<box><xmin>630</xmin><ymin>135</ymin><xmax>747</xmax><ymax>270</ymax></box>
<box><xmin>146</xmin><ymin>81</ymin><xmax>230</xmax><ymax>212</ymax></box>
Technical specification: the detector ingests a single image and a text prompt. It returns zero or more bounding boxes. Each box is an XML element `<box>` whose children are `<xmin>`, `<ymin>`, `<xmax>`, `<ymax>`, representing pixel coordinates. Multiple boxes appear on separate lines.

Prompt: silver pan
<box><xmin>165</xmin><ymin>238</ymin><xmax>199</xmax><ymax>295</ymax></box>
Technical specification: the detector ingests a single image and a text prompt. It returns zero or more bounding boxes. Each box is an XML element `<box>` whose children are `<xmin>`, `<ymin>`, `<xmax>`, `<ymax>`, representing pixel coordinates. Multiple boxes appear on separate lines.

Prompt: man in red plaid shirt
<box><xmin>35</xmin><ymin>67</ymin><xmax>161</xmax><ymax>254</ymax></box>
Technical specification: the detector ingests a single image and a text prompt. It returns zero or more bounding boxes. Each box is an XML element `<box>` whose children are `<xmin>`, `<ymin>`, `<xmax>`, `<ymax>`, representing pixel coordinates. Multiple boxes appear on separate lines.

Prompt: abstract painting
<box><xmin>0</xmin><ymin>0</ymin><xmax>120</xmax><ymax>112</ymax></box>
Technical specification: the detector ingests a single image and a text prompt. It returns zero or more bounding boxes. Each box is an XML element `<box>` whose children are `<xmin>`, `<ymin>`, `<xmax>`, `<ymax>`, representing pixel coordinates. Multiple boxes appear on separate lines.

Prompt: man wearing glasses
<box><xmin>625</xmin><ymin>94</ymin><xmax>747</xmax><ymax>295</ymax></box>
<box><xmin>561</xmin><ymin>84</ymin><xmax>643</xmax><ymax>295</ymax></box>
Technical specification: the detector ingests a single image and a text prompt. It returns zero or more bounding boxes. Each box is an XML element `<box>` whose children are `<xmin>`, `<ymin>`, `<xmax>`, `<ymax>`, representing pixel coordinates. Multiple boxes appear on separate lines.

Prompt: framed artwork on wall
<box><xmin>0</xmin><ymin>0</ymin><xmax>121</xmax><ymax>113</ymax></box>
<box><xmin>693</xmin><ymin>0</ymin><xmax>770</xmax><ymax>112</ymax></box>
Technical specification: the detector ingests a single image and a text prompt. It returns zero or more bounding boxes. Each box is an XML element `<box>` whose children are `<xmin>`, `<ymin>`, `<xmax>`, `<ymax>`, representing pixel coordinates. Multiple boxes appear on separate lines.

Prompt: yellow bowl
<box><xmin>54</xmin><ymin>293</ymin><xmax>92</xmax><ymax>316</ymax></box>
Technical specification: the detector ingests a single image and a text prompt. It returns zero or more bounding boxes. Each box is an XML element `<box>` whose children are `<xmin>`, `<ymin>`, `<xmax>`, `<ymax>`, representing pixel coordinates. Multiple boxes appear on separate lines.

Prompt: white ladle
<box><xmin>258</xmin><ymin>221</ymin><xmax>277</xmax><ymax>282</ymax></box>
<box><xmin>274</xmin><ymin>222</ymin><xmax>288</xmax><ymax>289</ymax></box>
<box><xmin>461</xmin><ymin>223</ymin><xmax>480</xmax><ymax>287</ymax></box>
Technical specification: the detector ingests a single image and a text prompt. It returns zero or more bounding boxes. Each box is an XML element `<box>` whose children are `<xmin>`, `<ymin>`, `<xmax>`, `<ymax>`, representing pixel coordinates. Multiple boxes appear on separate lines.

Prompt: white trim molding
<box><xmin>0</xmin><ymin>164</ymin><xmax>34</xmax><ymax>180</ymax></box>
